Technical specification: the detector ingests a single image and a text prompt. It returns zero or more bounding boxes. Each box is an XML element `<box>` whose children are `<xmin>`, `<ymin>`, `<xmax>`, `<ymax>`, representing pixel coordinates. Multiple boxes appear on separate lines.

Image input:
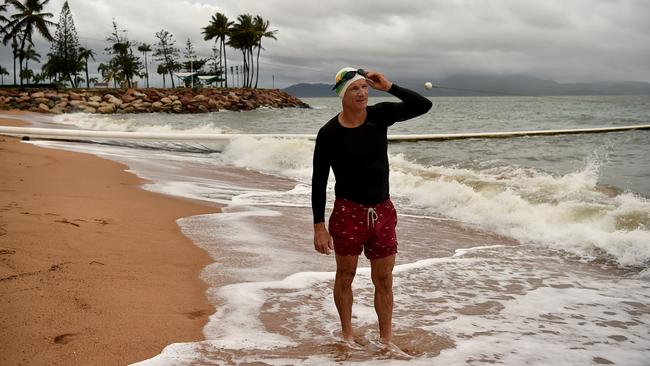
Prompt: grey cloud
<box><xmin>1</xmin><ymin>0</ymin><xmax>648</xmax><ymax>88</ymax></box>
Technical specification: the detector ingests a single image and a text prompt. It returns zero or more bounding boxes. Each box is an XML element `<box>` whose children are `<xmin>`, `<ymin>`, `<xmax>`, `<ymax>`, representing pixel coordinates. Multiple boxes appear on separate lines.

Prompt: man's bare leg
<box><xmin>334</xmin><ymin>254</ymin><xmax>359</xmax><ymax>341</ymax></box>
<box><xmin>370</xmin><ymin>254</ymin><xmax>396</xmax><ymax>343</ymax></box>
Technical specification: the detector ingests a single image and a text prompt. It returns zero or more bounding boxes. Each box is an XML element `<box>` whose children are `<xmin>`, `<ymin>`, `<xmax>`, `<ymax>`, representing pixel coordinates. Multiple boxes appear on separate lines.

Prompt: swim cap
<box><xmin>334</xmin><ymin>67</ymin><xmax>366</xmax><ymax>97</ymax></box>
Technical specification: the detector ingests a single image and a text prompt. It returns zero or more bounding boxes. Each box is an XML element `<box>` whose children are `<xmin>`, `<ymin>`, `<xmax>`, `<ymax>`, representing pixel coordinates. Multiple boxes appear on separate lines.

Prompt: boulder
<box><xmin>122</xmin><ymin>95</ymin><xmax>136</xmax><ymax>103</ymax></box>
<box><xmin>89</xmin><ymin>96</ymin><xmax>102</xmax><ymax>102</ymax></box>
<box><xmin>208</xmin><ymin>98</ymin><xmax>219</xmax><ymax>109</ymax></box>
<box><xmin>34</xmin><ymin>97</ymin><xmax>50</xmax><ymax>104</ymax></box>
<box><xmin>98</xmin><ymin>105</ymin><xmax>114</xmax><ymax>114</ymax></box>
<box><xmin>107</xmin><ymin>96</ymin><xmax>123</xmax><ymax>106</ymax></box>
<box><xmin>30</xmin><ymin>91</ymin><xmax>45</xmax><ymax>98</ymax></box>
<box><xmin>160</xmin><ymin>97</ymin><xmax>172</xmax><ymax>105</ymax></box>
<box><xmin>100</xmin><ymin>102</ymin><xmax>116</xmax><ymax>112</ymax></box>
<box><xmin>192</xmin><ymin>94</ymin><xmax>208</xmax><ymax>103</ymax></box>
<box><xmin>151</xmin><ymin>101</ymin><xmax>164</xmax><ymax>111</ymax></box>
<box><xmin>38</xmin><ymin>103</ymin><xmax>50</xmax><ymax>112</ymax></box>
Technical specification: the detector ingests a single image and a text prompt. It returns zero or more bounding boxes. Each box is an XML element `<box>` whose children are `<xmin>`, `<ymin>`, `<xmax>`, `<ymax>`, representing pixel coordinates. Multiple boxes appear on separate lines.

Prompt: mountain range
<box><xmin>283</xmin><ymin>74</ymin><xmax>650</xmax><ymax>97</ymax></box>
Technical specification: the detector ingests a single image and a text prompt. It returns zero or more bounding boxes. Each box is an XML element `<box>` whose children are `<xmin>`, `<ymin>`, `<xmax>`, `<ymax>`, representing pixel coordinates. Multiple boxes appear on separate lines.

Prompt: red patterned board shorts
<box><xmin>328</xmin><ymin>197</ymin><xmax>398</xmax><ymax>260</ymax></box>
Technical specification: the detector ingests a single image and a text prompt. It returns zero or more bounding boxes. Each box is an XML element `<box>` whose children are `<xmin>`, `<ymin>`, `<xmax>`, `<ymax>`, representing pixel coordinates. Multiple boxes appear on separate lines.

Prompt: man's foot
<box><xmin>378</xmin><ymin>340</ymin><xmax>412</xmax><ymax>360</ymax></box>
<box><xmin>341</xmin><ymin>333</ymin><xmax>355</xmax><ymax>342</ymax></box>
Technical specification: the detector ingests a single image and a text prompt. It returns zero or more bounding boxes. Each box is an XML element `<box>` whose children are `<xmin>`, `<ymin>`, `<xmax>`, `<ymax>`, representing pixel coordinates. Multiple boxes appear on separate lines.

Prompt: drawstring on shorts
<box><xmin>367</xmin><ymin>207</ymin><xmax>378</xmax><ymax>228</ymax></box>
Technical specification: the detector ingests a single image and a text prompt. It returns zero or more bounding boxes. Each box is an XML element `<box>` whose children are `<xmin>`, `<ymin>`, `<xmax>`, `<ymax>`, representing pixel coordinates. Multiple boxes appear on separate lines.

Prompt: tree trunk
<box><xmin>242</xmin><ymin>50</ymin><xmax>247</xmax><ymax>88</ymax></box>
<box><xmin>18</xmin><ymin>32</ymin><xmax>29</xmax><ymax>85</ymax></box>
<box><xmin>18</xmin><ymin>57</ymin><xmax>23</xmax><ymax>85</ymax></box>
<box><xmin>13</xmin><ymin>54</ymin><xmax>17</xmax><ymax>85</ymax></box>
<box><xmin>247</xmin><ymin>48</ymin><xmax>253</xmax><ymax>88</ymax></box>
<box><xmin>68</xmin><ymin>72</ymin><xmax>76</xmax><ymax>88</ymax></box>
<box><xmin>255</xmin><ymin>44</ymin><xmax>261</xmax><ymax>89</ymax></box>
<box><xmin>222</xmin><ymin>38</ymin><xmax>228</xmax><ymax>88</ymax></box>
<box><xmin>85</xmin><ymin>63</ymin><xmax>90</xmax><ymax>88</ymax></box>
<box><xmin>144</xmin><ymin>53</ymin><xmax>149</xmax><ymax>88</ymax></box>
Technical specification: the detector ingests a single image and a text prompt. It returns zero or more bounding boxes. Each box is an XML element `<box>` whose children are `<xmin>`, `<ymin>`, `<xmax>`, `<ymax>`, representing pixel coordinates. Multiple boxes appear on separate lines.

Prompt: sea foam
<box><xmin>204</xmin><ymin>135</ymin><xmax>650</xmax><ymax>267</ymax></box>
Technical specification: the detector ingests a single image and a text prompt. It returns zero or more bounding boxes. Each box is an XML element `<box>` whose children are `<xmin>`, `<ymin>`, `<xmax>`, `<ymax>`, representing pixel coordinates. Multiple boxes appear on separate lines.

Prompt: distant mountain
<box><xmin>283</xmin><ymin>75</ymin><xmax>650</xmax><ymax>97</ymax></box>
<box><xmin>283</xmin><ymin>83</ymin><xmax>332</xmax><ymax>97</ymax></box>
<box><xmin>282</xmin><ymin>83</ymin><xmax>387</xmax><ymax>97</ymax></box>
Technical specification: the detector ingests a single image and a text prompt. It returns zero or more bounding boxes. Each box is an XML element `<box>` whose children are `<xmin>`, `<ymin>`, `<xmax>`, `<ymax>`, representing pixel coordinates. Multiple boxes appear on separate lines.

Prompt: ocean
<box><xmin>12</xmin><ymin>94</ymin><xmax>650</xmax><ymax>365</ymax></box>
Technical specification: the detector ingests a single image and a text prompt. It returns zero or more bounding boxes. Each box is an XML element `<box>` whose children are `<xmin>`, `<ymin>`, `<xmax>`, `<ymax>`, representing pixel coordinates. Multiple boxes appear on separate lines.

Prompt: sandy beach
<box><xmin>0</xmin><ymin>111</ymin><xmax>218</xmax><ymax>365</ymax></box>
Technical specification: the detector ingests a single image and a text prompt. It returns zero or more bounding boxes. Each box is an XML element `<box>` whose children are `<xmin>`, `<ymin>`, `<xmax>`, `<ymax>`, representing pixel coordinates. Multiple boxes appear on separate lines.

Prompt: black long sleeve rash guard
<box><xmin>311</xmin><ymin>84</ymin><xmax>433</xmax><ymax>224</ymax></box>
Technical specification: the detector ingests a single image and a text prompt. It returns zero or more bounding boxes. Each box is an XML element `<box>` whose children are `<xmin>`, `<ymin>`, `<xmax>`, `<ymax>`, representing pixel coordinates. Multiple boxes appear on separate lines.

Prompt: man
<box><xmin>311</xmin><ymin>67</ymin><xmax>432</xmax><ymax>344</ymax></box>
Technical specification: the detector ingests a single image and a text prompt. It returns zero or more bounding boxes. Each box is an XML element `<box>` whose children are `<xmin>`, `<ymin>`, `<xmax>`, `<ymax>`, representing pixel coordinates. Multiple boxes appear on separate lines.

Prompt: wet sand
<box><xmin>0</xmin><ymin>112</ymin><xmax>219</xmax><ymax>365</ymax></box>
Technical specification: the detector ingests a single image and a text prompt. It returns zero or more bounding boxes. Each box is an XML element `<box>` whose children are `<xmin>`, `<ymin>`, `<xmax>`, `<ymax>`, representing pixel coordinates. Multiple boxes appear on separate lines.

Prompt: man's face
<box><xmin>342</xmin><ymin>79</ymin><xmax>369</xmax><ymax>110</ymax></box>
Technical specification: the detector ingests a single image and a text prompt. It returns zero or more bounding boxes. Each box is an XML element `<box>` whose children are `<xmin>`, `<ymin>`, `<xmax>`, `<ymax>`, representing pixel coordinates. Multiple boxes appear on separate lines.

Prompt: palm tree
<box><xmin>228</xmin><ymin>14</ymin><xmax>257</xmax><ymax>88</ymax></box>
<box><xmin>0</xmin><ymin>2</ymin><xmax>9</xmax><ymax>36</ymax></box>
<box><xmin>0</xmin><ymin>1</ymin><xmax>9</xmax><ymax>23</ymax></box>
<box><xmin>1</xmin><ymin>4</ymin><xmax>13</xmax><ymax>83</ymax></box>
<box><xmin>0</xmin><ymin>65</ymin><xmax>9</xmax><ymax>84</ymax></box>
<box><xmin>78</xmin><ymin>46</ymin><xmax>95</xmax><ymax>88</ymax></box>
<box><xmin>202</xmin><ymin>12</ymin><xmax>232</xmax><ymax>87</ymax></box>
<box><xmin>31</xmin><ymin>71</ymin><xmax>46</xmax><ymax>84</ymax></box>
<box><xmin>97</xmin><ymin>62</ymin><xmax>119</xmax><ymax>88</ymax></box>
<box><xmin>252</xmin><ymin>15</ymin><xmax>277</xmax><ymax>88</ymax></box>
<box><xmin>0</xmin><ymin>2</ymin><xmax>10</xmax><ymax>39</ymax></box>
<box><xmin>41</xmin><ymin>53</ymin><xmax>59</xmax><ymax>83</ymax></box>
<box><xmin>21</xmin><ymin>43</ymin><xmax>40</xmax><ymax>83</ymax></box>
<box><xmin>157</xmin><ymin>63</ymin><xmax>167</xmax><ymax>88</ymax></box>
<box><xmin>97</xmin><ymin>62</ymin><xmax>108</xmax><ymax>84</ymax></box>
<box><xmin>137</xmin><ymin>43</ymin><xmax>151</xmax><ymax>88</ymax></box>
<box><xmin>3</xmin><ymin>0</ymin><xmax>56</xmax><ymax>85</ymax></box>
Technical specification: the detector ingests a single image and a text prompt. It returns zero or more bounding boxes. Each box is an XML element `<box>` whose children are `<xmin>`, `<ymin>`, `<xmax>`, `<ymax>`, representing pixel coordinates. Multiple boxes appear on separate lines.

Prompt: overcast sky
<box><xmin>2</xmin><ymin>0</ymin><xmax>649</xmax><ymax>88</ymax></box>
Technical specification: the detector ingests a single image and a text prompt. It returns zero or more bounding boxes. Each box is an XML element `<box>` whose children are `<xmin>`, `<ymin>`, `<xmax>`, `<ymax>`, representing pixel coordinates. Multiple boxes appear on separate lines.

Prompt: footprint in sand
<box><xmin>0</xmin><ymin>202</ymin><xmax>23</xmax><ymax>212</ymax></box>
<box><xmin>53</xmin><ymin>333</ymin><xmax>79</xmax><ymax>345</ymax></box>
<box><xmin>54</xmin><ymin>219</ymin><xmax>80</xmax><ymax>227</ymax></box>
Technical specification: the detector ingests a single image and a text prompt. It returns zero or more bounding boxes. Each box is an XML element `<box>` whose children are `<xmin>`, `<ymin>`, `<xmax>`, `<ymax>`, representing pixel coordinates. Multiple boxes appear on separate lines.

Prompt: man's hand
<box><xmin>314</xmin><ymin>222</ymin><xmax>334</xmax><ymax>255</ymax></box>
<box><xmin>364</xmin><ymin>70</ymin><xmax>393</xmax><ymax>92</ymax></box>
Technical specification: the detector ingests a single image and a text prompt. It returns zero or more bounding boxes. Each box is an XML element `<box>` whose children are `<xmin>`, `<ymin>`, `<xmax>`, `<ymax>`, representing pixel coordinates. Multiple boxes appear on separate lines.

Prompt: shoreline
<box><xmin>0</xmin><ymin>111</ymin><xmax>219</xmax><ymax>365</ymax></box>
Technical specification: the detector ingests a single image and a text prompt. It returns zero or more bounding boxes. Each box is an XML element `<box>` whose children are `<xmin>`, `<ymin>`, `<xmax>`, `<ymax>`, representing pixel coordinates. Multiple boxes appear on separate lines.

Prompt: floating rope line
<box><xmin>1</xmin><ymin>124</ymin><xmax>649</xmax><ymax>143</ymax></box>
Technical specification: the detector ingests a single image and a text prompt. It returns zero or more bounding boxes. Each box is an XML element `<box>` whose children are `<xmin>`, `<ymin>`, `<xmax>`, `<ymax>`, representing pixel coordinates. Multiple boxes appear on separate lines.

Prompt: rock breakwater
<box><xmin>0</xmin><ymin>87</ymin><xmax>309</xmax><ymax>114</ymax></box>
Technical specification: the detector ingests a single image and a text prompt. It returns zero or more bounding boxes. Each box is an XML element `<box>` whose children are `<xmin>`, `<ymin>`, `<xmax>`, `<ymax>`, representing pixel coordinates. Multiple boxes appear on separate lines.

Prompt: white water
<box><xmin>30</xmin><ymin>130</ymin><xmax>650</xmax><ymax>268</ymax></box>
